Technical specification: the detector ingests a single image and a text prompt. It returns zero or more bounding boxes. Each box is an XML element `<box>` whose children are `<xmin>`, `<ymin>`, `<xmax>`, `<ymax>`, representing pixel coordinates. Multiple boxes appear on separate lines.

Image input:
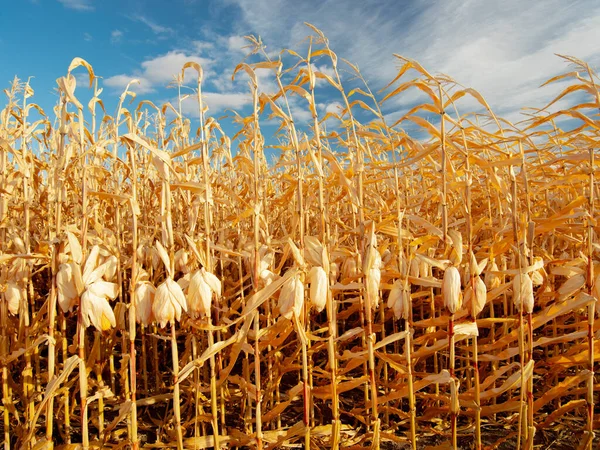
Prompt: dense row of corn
<box><xmin>0</xmin><ymin>27</ymin><xmax>598</xmax><ymax>449</ymax></box>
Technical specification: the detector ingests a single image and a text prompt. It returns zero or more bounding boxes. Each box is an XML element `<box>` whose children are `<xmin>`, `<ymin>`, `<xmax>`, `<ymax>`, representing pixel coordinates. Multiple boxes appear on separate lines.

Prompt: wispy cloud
<box><xmin>227</xmin><ymin>35</ymin><xmax>248</xmax><ymax>53</ymax></box>
<box><xmin>83</xmin><ymin>32</ymin><xmax>93</xmax><ymax>42</ymax></box>
<box><xmin>325</xmin><ymin>101</ymin><xmax>342</xmax><ymax>114</ymax></box>
<box><xmin>192</xmin><ymin>41</ymin><xmax>215</xmax><ymax>53</ymax></box>
<box><xmin>74</xmin><ymin>72</ymin><xmax>93</xmax><ymax>89</ymax></box>
<box><xmin>110</xmin><ymin>30</ymin><xmax>123</xmax><ymax>44</ymax></box>
<box><xmin>130</xmin><ymin>14</ymin><xmax>174</xmax><ymax>35</ymax></box>
<box><xmin>224</xmin><ymin>0</ymin><xmax>600</xmax><ymax>121</ymax></box>
<box><xmin>168</xmin><ymin>91</ymin><xmax>250</xmax><ymax>119</ymax></box>
<box><xmin>57</xmin><ymin>0</ymin><xmax>94</xmax><ymax>11</ymax></box>
<box><xmin>205</xmin><ymin>92</ymin><xmax>251</xmax><ymax>110</ymax></box>
<box><xmin>47</xmin><ymin>0</ymin><xmax>600</xmax><ymax>129</ymax></box>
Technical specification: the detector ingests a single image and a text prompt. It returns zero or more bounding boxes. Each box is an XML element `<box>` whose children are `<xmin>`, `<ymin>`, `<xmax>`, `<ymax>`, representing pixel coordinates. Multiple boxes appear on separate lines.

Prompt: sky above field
<box><xmin>1</xmin><ymin>0</ymin><xmax>599</xmax><ymax>143</ymax></box>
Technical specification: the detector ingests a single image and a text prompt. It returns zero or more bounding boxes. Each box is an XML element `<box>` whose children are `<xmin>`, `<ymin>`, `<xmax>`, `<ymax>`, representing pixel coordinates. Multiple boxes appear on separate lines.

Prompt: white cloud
<box><xmin>83</xmin><ymin>32</ymin><xmax>92</xmax><ymax>41</ymax></box>
<box><xmin>111</xmin><ymin>30</ymin><xmax>123</xmax><ymax>44</ymax></box>
<box><xmin>104</xmin><ymin>51</ymin><xmax>214</xmax><ymax>96</ymax></box>
<box><xmin>141</xmin><ymin>51</ymin><xmax>212</xmax><ymax>84</ymax></box>
<box><xmin>57</xmin><ymin>0</ymin><xmax>93</xmax><ymax>11</ymax></box>
<box><xmin>205</xmin><ymin>92</ymin><xmax>251</xmax><ymax>111</ymax></box>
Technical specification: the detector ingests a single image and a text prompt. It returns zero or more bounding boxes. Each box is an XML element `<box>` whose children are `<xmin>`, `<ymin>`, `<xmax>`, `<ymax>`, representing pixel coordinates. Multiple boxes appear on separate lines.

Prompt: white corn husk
<box><xmin>82</xmin><ymin>245</ymin><xmax>101</xmax><ymax>285</ymax></box>
<box><xmin>99</xmin><ymin>255</ymin><xmax>118</xmax><ymax>281</ymax></box>
<box><xmin>134</xmin><ymin>281</ymin><xmax>155</xmax><ymax>326</ymax></box>
<box><xmin>398</xmin><ymin>250</ymin><xmax>408</xmax><ymax>277</ymax></box>
<box><xmin>484</xmin><ymin>260</ymin><xmax>501</xmax><ymax>290</ymax></box>
<box><xmin>11</xmin><ymin>258</ymin><xmax>27</xmax><ymax>285</ymax></box>
<box><xmin>341</xmin><ymin>257</ymin><xmax>358</xmax><ymax>281</ymax></box>
<box><xmin>409</xmin><ymin>257</ymin><xmax>420</xmax><ymax>278</ymax></box>
<box><xmin>57</xmin><ymin>263</ymin><xmax>78</xmax><ymax>313</ymax></box>
<box><xmin>329</xmin><ymin>262</ymin><xmax>339</xmax><ymax>284</ymax></box>
<box><xmin>304</xmin><ymin>236</ymin><xmax>324</xmax><ymax>267</ymax></box>
<box><xmin>529</xmin><ymin>257</ymin><xmax>545</xmax><ymax>286</ymax></box>
<box><xmin>279</xmin><ymin>273</ymin><xmax>304</xmax><ymax>320</ymax></box>
<box><xmin>66</xmin><ymin>231</ymin><xmax>83</xmax><ymax>265</ymax></box>
<box><xmin>322</xmin><ymin>250</ymin><xmax>330</xmax><ymax>275</ymax></box>
<box><xmin>136</xmin><ymin>244</ymin><xmax>146</xmax><ymax>266</ymax></box>
<box><xmin>188</xmin><ymin>268</ymin><xmax>221</xmax><ymax>319</ymax></box>
<box><xmin>363</xmin><ymin>226</ymin><xmax>378</xmax><ymax>274</ymax></box>
<box><xmin>258</xmin><ymin>245</ymin><xmax>275</xmax><ymax>274</ymax></box>
<box><xmin>153</xmin><ymin>277</ymin><xmax>188</xmax><ymax>328</ymax></box>
<box><xmin>513</xmin><ymin>272</ymin><xmax>534</xmax><ymax>314</ymax></box>
<box><xmin>255</xmin><ymin>245</ymin><xmax>276</xmax><ymax>287</ymax></box>
<box><xmin>81</xmin><ymin>281</ymin><xmax>118</xmax><ymax>331</ymax></box>
<box><xmin>287</xmin><ymin>239</ymin><xmax>305</xmax><ymax>267</ymax></box>
<box><xmin>12</xmin><ymin>236</ymin><xmax>26</xmax><ymax>254</ymax></box>
<box><xmin>419</xmin><ymin>258</ymin><xmax>429</xmax><ymax>278</ymax></box>
<box><xmin>531</xmin><ymin>269</ymin><xmax>544</xmax><ymax>286</ymax></box>
<box><xmin>464</xmin><ymin>276</ymin><xmax>487</xmax><ymax>318</ymax></box>
<box><xmin>461</xmin><ymin>262</ymin><xmax>471</xmax><ymax>287</ymax></box>
<box><xmin>155</xmin><ymin>241</ymin><xmax>171</xmax><ymax>275</ymax></box>
<box><xmin>174</xmin><ymin>248</ymin><xmax>191</xmax><ymax>274</ymax></box>
<box><xmin>292</xmin><ymin>276</ymin><xmax>305</xmax><ymax>319</ymax></box>
<box><xmin>151</xmin><ymin>239</ymin><xmax>189</xmax><ymax>327</ymax></box>
<box><xmin>309</xmin><ymin>266</ymin><xmax>328</xmax><ymax>313</ymax></box>
<box><xmin>151</xmin><ymin>247</ymin><xmax>161</xmax><ymax>271</ymax></box>
<box><xmin>473</xmin><ymin>276</ymin><xmax>487</xmax><ymax>316</ymax></box>
<box><xmin>136</xmin><ymin>267</ymin><xmax>150</xmax><ymax>283</ymax></box>
<box><xmin>469</xmin><ymin>252</ymin><xmax>487</xmax><ymax>277</ymax></box>
<box><xmin>443</xmin><ymin>266</ymin><xmax>462</xmax><ymax>314</ymax></box>
<box><xmin>202</xmin><ymin>269</ymin><xmax>222</xmax><ymax>298</ymax></box>
<box><xmin>260</xmin><ymin>269</ymin><xmax>276</xmax><ymax>286</ymax></box>
<box><xmin>5</xmin><ymin>282</ymin><xmax>22</xmax><ymax>316</ymax></box>
<box><xmin>387</xmin><ymin>279</ymin><xmax>410</xmax><ymax>320</ymax></box>
<box><xmin>57</xmin><ymin>245</ymin><xmax>119</xmax><ymax>332</ymax></box>
<box><xmin>381</xmin><ymin>249</ymin><xmax>392</xmax><ymax>267</ymax></box>
<box><xmin>278</xmin><ymin>276</ymin><xmax>295</xmax><ymax>319</ymax></box>
<box><xmin>366</xmin><ymin>250</ymin><xmax>382</xmax><ymax>310</ymax></box>
<box><xmin>58</xmin><ymin>252</ymin><xmax>69</xmax><ymax>265</ymax></box>
<box><xmin>188</xmin><ymin>270</ymin><xmax>212</xmax><ymax>318</ymax></box>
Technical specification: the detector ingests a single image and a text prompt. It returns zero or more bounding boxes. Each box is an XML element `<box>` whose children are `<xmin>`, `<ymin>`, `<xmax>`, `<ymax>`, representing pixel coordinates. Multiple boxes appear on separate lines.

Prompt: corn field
<box><xmin>0</xmin><ymin>25</ymin><xmax>599</xmax><ymax>449</ymax></box>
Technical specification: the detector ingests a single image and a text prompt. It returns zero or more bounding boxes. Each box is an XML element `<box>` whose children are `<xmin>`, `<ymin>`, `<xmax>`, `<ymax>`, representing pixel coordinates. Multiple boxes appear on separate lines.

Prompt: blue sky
<box><xmin>2</xmin><ymin>0</ymin><xmax>599</xmax><ymax>147</ymax></box>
